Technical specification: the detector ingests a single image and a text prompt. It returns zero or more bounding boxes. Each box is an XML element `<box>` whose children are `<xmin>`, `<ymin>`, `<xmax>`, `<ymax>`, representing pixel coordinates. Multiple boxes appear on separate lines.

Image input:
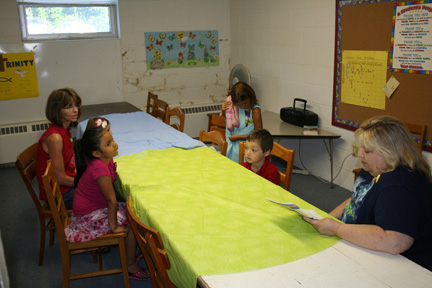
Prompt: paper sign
<box><xmin>382</xmin><ymin>76</ymin><xmax>400</xmax><ymax>98</ymax></box>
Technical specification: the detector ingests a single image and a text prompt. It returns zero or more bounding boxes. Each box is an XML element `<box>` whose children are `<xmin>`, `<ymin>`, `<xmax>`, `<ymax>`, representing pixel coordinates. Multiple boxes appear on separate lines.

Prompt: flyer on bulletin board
<box><xmin>341</xmin><ymin>50</ymin><xmax>388</xmax><ymax>110</ymax></box>
<box><xmin>0</xmin><ymin>52</ymin><xmax>39</xmax><ymax>100</ymax></box>
<box><xmin>390</xmin><ymin>1</ymin><xmax>432</xmax><ymax>73</ymax></box>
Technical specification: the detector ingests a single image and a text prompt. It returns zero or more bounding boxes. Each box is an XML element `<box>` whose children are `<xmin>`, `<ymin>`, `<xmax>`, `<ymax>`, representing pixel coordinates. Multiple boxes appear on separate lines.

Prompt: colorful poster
<box><xmin>390</xmin><ymin>1</ymin><xmax>432</xmax><ymax>73</ymax></box>
<box><xmin>144</xmin><ymin>30</ymin><xmax>219</xmax><ymax>70</ymax></box>
<box><xmin>341</xmin><ymin>50</ymin><xmax>388</xmax><ymax>110</ymax></box>
<box><xmin>0</xmin><ymin>52</ymin><xmax>39</xmax><ymax>100</ymax></box>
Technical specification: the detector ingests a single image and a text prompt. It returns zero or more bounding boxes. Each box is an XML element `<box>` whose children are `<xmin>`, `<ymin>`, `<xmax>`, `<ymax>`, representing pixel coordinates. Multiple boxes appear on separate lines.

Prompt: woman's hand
<box><xmin>304</xmin><ymin>216</ymin><xmax>414</xmax><ymax>254</ymax></box>
<box><xmin>222</xmin><ymin>100</ymin><xmax>232</xmax><ymax>111</ymax></box>
<box><xmin>303</xmin><ymin>217</ymin><xmax>341</xmax><ymax>236</ymax></box>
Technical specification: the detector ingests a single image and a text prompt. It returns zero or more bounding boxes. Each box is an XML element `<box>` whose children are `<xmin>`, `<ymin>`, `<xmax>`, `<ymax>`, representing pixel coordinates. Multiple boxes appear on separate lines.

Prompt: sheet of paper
<box><xmin>382</xmin><ymin>76</ymin><xmax>400</xmax><ymax>98</ymax></box>
<box><xmin>265</xmin><ymin>198</ymin><xmax>323</xmax><ymax>220</ymax></box>
<box><xmin>341</xmin><ymin>50</ymin><xmax>388</xmax><ymax>110</ymax></box>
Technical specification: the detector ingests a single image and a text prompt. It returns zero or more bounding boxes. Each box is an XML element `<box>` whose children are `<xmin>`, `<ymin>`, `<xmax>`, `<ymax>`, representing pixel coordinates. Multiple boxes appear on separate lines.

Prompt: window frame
<box><xmin>18</xmin><ymin>2</ymin><xmax>119</xmax><ymax>42</ymax></box>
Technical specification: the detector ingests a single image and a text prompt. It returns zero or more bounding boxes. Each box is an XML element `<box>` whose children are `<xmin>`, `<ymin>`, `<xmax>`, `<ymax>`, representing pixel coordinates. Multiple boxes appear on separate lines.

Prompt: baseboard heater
<box><xmin>0</xmin><ymin>120</ymin><xmax>50</xmax><ymax>164</ymax></box>
<box><xmin>182</xmin><ymin>104</ymin><xmax>222</xmax><ymax>138</ymax></box>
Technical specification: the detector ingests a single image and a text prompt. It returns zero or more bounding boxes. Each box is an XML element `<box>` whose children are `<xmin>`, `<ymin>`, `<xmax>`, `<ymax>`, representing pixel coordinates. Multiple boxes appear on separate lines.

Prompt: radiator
<box><xmin>0</xmin><ymin>120</ymin><xmax>50</xmax><ymax>164</ymax></box>
<box><xmin>182</xmin><ymin>104</ymin><xmax>222</xmax><ymax>138</ymax></box>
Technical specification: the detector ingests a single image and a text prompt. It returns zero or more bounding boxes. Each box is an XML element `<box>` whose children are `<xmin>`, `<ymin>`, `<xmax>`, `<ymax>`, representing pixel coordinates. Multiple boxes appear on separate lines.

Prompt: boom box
<box><xmin>280</xmin><ymin>98</ymin><xmax>318</xmax><ymax>127</ymax></box>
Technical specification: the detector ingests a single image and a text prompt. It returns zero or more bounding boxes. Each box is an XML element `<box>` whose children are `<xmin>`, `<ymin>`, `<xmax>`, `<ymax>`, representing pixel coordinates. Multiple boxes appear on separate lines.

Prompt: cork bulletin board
<box><xmin>332</xmin><ymin>0</ymin><xmax>432</xmax><ymax>152</ymax></box>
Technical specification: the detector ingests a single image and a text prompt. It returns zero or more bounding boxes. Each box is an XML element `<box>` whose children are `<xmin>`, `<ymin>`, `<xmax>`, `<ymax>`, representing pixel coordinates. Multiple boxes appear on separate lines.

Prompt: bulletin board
<box><xmin>332</xmin><ymin>0</ymin><xmax>432</xmax><ymax>152</ymax></box>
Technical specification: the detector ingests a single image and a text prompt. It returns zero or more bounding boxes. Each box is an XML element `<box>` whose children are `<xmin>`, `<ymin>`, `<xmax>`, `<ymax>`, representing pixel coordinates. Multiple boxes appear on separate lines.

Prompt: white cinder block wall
<box><xmin>0</xmin><ymin>0</ymin><xmax>231</xmax><ymax>163</ymax></box>
<box><xmin>0</xmin><ymin>0</ymin><xmax>231</xmax><ymax>125</ymax></box>
<box><xmin>118</xmin><ymin>0</ymin><xmax>231</xmax><ymax>109</ymax></box>
<box><xmin>230</xmin><ymin>0</ymin><xmax>432</xmax><ymax>191</ymax></box>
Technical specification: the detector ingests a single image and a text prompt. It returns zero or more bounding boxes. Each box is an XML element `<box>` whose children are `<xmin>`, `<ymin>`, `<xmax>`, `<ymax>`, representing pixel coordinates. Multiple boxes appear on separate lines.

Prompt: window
<box><xmin>17</xmin><ymin>0</ymin><xmax>119</xmax><ymax>41</ymax></box>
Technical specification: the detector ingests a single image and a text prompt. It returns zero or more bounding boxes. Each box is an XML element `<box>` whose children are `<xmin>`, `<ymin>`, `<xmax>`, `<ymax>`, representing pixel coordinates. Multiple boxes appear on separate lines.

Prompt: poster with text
<box><xmin>341</xmin><ymin>50</ymin><xmax>388</xmax><ymax>110</ymax></box>
<box><xmin>390</xmin><ymin>1</ymin><xmax>432</xmax><ymax>73</ymax></box>
<box><xmin>0</xmin><ymin>52</ymin><xmax>39</xmax><ymax>100</ymax></box>
<box><xmin>144</xmin><ymin>30</ymin><xmax>219</xmax><ymax>70</ymax></box>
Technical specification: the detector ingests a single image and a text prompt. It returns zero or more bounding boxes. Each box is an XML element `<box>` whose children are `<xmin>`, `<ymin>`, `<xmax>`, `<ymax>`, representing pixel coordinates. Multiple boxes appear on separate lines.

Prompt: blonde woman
<box><xmin>304</xmin><ymin>116</ymin><xmax>432</xmax><ymax>271</ymax></box>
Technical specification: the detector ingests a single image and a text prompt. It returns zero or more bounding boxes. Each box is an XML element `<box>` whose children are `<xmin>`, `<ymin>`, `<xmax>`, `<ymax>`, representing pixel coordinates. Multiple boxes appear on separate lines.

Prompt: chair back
<box><xmin>41</xmin><ymin>160</ymin><xmax>69</xmax><ymax>246</ymax></box>
<box><xmin>271</xmin><ymin>142</ymin><xmax>295</xmax><ymax>190</ymax></box>
<box><xmin>209</xmin><ymin>114</ymin><xmax>226</xmax><ymax>140</ymax></box>
<box><xmin>152</xmin><ymin>98</ymin><xmax>169</xmax><ymax>120</ymax></box>
<box><xmin>145</xmin><ymin>233</ymin><xmax>175</xmax><ymax>288</ymax></box>
<box><xmin>239</xmin><ymin>141</ymin><xmax>295</xmax><ymax>190</ymax></box>
<box><xmin>199</xmin><ymin>130</ymin><xmax>228</xmax><ymax>156</ymax></box>
<box><xmin>17</xmin><ymin>142</ymin><xmax>56</xmax><ymax>266</ymax></box>
<box><xmin>126</xmin><ymin>197</ymin><xmax>175</xmax><ymax>288</ymax></box>
<box><xmin>16</xmin><ymin>143</ymin><xmax>41</xmax><ymax>216</ymax></box>
<box><xmin>404</xmin><ymin>122</ymin><xmax>426</xmax><ymax>150</ymax></box>
<box><xmin>164</xmin><ymin>106</ymin><xmax>185</xmax><ymax>132</ymax></box>
<box><xmin>147</xmin><ymin>92</ymin><xmax>158</xmax><ymax>114</ymax></box>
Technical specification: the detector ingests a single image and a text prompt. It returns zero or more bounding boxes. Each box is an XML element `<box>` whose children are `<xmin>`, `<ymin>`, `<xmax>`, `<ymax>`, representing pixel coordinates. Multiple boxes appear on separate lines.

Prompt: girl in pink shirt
<box><xmin>65</xmin><ymin>119</ymin><xmax>149</xmax><ymax>281</ymax></box>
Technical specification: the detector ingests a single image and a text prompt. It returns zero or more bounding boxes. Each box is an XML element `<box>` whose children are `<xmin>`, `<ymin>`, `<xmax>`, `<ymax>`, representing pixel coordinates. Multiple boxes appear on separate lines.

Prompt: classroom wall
<box><xmin>0</xmin><ymin>0</ymin><xmax>230</xmax><ymax>126</ymax></box>
<box><xmin>118</xmin><ymin>0</ymin><xmax>230</xmax><ymax>108</ymax></box>
<box><xmin>230</xmin><ymin>0</ymin><xmax>432</xmax><ymax>191</ymax></box>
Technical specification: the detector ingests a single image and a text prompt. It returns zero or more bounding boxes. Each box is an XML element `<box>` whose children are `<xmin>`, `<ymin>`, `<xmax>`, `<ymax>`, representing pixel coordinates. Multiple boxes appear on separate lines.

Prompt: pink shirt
<box><xmin>73</xmin><ymin>158</ymin><xmax>117</xmax><ymax>215</ymax></box>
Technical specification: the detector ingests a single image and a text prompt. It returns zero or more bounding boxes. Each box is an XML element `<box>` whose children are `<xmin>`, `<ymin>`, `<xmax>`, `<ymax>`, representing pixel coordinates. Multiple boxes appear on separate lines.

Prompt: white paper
<box><xmin>265</xmin><ymin>198</ymin><xmax>323</xmax><ymax>220</ymax></box>
<box><xmin>382</xmin><ymin>76</ymin><xmax>400</xmax><ymax>98</ymax></box>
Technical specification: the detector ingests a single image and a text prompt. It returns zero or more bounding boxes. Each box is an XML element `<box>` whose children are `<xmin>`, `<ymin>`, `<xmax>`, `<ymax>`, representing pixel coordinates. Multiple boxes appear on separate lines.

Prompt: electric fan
<box><xmin>228</xmin><ymin>64</ymin><xmax>251</xmax><ymax>89</ymax></box>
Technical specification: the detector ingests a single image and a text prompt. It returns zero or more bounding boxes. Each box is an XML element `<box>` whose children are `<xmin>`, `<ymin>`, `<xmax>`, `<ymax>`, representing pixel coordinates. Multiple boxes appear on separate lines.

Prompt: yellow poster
<box><xmin>341</xmin><ymin>50</ymin><xmax>388</xmax><ymax>110</ymax></box>
<box><xmin>0</xmin><ymin>52</ymin><xmax>39</xmax><ymax>100</ymax></box>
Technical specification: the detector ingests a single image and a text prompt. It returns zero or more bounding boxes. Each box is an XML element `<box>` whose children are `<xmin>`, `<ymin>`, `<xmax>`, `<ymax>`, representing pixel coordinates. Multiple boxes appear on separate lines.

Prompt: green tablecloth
<box><xmin>116</xmin><ymin>147</ymin><xmax>340</xmax><ymax>288</ymax></box>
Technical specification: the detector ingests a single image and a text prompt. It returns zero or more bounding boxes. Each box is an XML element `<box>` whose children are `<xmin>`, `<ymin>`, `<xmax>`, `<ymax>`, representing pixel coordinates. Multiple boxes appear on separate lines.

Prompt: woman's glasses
<box><xmin>62</xmin><ymin>104</ymin><xmax>81</xmax><ymax>110</ymax></box>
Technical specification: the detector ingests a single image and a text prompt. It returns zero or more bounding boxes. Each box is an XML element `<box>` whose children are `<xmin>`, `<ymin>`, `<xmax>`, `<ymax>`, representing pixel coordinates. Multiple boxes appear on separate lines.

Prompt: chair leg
<box><xmin>48</xmin><ymin>219</ymin><xmax>56</xmax><ymax>246</ymax></box>
<box><xmin>98</xmin><ymin>249</ymin><xmax>103</xmax><ymax>270</ymax></box>
<box><xmin>91</xmin><ymin>250</ymin><xmax>98</xmax><ymax>264</ymax></box>
<box><xmin>39</xmin><ymin>223</ymin><xmax>46</xmax><ymax>266</ymax></box>
<box><xmin>118</xmin><ymin>239</ymin><xmax>130</xmax><ymax>287</ymax></box>
<box><xmin>62</xmin><ymin>253</ymin><xmax>72</xmax><ymax>288</ymax></box>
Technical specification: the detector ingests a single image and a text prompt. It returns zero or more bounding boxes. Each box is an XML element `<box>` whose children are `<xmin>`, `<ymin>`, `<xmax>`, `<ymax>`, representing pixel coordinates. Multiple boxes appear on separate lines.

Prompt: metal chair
<box><xmin>42</xmin><ymin>160</ymin><xmax>130</xmax><ymax>288</ymax></box>
<box><xmin>239</xmin><ymin>141</ymin><xmax>295</xmax><ymax>190</ymax></box>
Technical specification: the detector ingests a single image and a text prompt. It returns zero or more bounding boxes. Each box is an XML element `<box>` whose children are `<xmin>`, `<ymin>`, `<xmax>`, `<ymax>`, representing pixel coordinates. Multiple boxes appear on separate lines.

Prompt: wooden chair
<box><xmin>147</xmin><ymin>92</ymin><xmax>158</xmax><ymax>114</ymax></box>
<box><xmin>239</xmin><ymin>141</ymin><xmax>295</xmax><ymax>190</ymax></box>
<box><xmin>199</xmin><ymin>130</ymin><xmax>228</xmax><ymax>156</ymax></box>
<box><xmin>126</xmin><ymin>197</ymin><xmax>176</xmax><ymax>288</ymax></box>
<box><xmin>404</xmin><ymin>122</ymin><xmax>426</xmax><ymax>150</ymax></box>
<box><xmin>164</xmin><ymin>106</ymin><xmax>185</xmax><ymax>132</ymax></box>
<box><xmin>352</xmin><ymin>122</ymin><xmax>427</xmax><ymax>181</ymax></box>
<box><xmin>16</xmin><ymin>143</ymin><xmax>57</xmax><ymax>266</ymax></box>
<box><xmin>208</xmin><ymin>114</ymin><xmax>226</xmax><ymax>140</ymax></box>
<box><xmin>152</xmin><ymin>98</ymin><xmax>169</xmax><ymax>120</ymax></box>
<box><xmin>42</xmin><ymin>160</ymin><xmax>130</xmax><ymax>288</ymax></box>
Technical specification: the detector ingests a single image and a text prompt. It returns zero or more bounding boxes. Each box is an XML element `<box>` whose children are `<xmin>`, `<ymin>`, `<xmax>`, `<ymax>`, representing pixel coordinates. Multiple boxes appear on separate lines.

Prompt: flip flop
<box><xmin>129</xmin><ymin>268</ymin><xmax>150</xmax><ymax>281</ymax></box>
